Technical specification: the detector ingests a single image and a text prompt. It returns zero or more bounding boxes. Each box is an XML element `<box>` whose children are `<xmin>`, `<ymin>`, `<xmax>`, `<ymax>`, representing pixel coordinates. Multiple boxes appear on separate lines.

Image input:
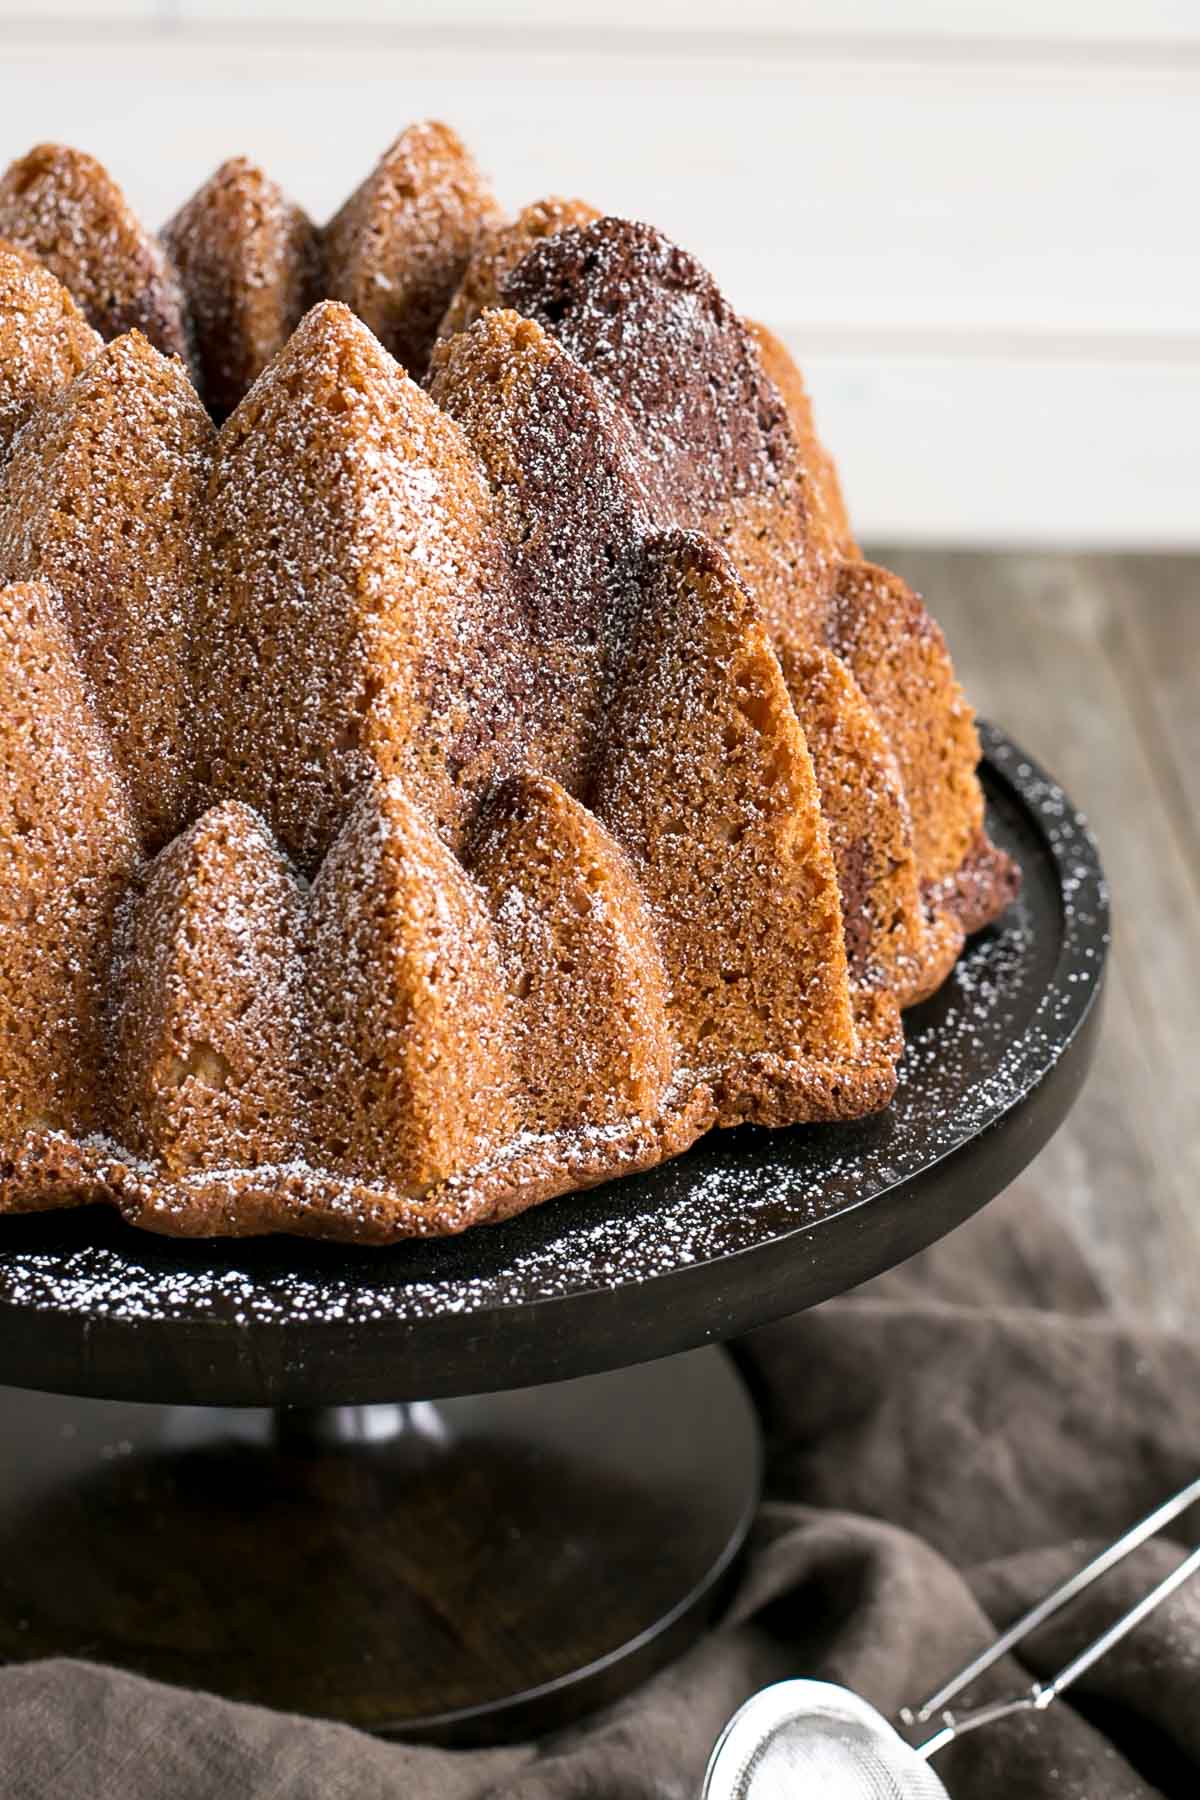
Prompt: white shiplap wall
<box><xmin>0</xmin><ymin>2</ymin><xmax>1197</xmax><ymax>547</ymax></box>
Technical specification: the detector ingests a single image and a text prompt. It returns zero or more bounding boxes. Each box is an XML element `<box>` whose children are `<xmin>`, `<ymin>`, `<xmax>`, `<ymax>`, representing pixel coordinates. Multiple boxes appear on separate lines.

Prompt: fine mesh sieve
<box><xmin>703</xmin><ymin>1681</ymin><xmax>951</xmax><ymax>1800</ymax></box>
<box><xmin>703</xmin><ymin>1476</ymin><xmax>1200</xmax><ymax>1800</ymax></box>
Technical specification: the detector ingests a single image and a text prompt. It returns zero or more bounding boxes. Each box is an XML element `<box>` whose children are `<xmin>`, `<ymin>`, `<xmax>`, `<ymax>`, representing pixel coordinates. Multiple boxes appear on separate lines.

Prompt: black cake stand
<box><xmin>0</xmin><ymin>726</ymin><xmax>1107</xmax><ymax>1745</ymax></box>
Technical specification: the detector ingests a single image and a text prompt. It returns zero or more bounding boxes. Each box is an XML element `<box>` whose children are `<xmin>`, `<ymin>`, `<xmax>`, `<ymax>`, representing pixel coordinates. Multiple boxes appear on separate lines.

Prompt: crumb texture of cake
<box><xmin>0</xmin><ymin>240</ymin><xmax>102</xmax><ymax>460</ymax></box>
<box><xmin>0</xmin><ymin>126</ymin><xmax>1018</xmax><ymax>1242</ymax></box>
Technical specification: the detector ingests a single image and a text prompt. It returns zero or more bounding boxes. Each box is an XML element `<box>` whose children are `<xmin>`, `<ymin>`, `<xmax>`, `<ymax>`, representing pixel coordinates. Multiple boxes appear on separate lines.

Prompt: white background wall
<box><xmin>1</xmin><ymin>1</ymin><xmax>1197</xmax><ymax>546</ymax></box>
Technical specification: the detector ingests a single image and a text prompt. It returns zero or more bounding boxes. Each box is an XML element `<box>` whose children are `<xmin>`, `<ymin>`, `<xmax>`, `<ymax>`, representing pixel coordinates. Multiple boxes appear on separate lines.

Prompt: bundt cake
<box><xmin>0</xmin><ymin>124</ymin><xmax>1018</xmax><ymax>1242</ymax></box>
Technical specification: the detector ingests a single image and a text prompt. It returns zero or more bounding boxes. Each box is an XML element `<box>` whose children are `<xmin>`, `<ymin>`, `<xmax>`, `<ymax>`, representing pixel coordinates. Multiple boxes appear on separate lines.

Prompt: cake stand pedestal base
<box><xmin>0</xmin><ymin>1346</ymin><xmax>759</xmax><ymax>1745</ymax></box>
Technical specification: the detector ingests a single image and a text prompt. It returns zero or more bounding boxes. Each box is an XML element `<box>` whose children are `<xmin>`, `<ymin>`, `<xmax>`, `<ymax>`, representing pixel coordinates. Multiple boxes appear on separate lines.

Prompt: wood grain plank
<box><xmin>870</xmin><ymin>547</ymin><xmax>1200</xmax><ymax>1326</ymax></box>
<box><xmin>1101</xmin><ymin>556</ymin><xmax>1200</xmax><ymax>892</ymax></box>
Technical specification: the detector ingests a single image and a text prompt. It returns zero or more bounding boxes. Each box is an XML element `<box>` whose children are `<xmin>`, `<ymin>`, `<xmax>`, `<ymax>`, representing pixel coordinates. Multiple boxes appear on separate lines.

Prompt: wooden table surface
<box><xmin>869</xmin><ymin>547</ymin><xmax>1199</xmax><ymax>1329</ymax></box>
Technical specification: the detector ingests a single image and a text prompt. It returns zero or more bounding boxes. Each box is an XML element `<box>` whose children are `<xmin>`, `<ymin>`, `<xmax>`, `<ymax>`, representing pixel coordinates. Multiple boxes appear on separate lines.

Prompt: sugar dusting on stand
<box><xmin>0</xmin><ymin>732</ymin><xmax>1107</xmax><ymax>1329</ymax></box>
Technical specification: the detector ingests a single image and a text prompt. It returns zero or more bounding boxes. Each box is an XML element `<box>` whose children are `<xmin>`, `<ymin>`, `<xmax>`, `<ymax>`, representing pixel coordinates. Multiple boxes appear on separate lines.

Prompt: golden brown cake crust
<box><xmin>0</xmin><ymin>144</ymin><xmax>192</xmax><ymax>364</ymax></box>
<box><xmin>163</xmin><ymin>157</ymin><xmax>321</xmax><ymax>420</ymax></box>
<box><xmin>196</xmin><ymin>300</ymin><xmax>521</xmax><ymax>871</ymax></box>
<box><xmin>472</xmin><ymin>771</ymin><xmax>674</xmax><ymax>1137</ymax></box>
<box><xmin>322</xmin><ymin>121</ymin><xmax>501</xmax><ymax>379</ymax></box>
<box><xmin>0</xmin><ymin>580</ymin><xmax>140</xmax><ymax>1148</ymax></box>
<box><xmin>502</xmin><ymin>216</ymin><xmax>1018</xmax><ymax>987</ymax></box>
<box><xmin>829</xmin><ymin>560</ymin><xmax>984</xmax><ymax>890</ymax></box>
<box><xmin>779</xmin><ymin>640</ymin><xmax>959</xmax><ymax>1008</ymax></box>
<box><xmin>0</xmin><ymin>330</ymin><xmax>212</xmax><ymax>848</ymax></box>
<box><xmin>438</xmin><ymin>196</ymin><xmax>602</xmax><ymax>341</ymax></box>
<box><xmin>110</xmin><ymin>802</ymin><xmax>304</xmax><ymax>1180</ymax></box>
<box><xmin>0</xmin><ymin>240</ymin><xmax>101</xmax><ymax>460</ymax></box>
<box><xmin>594</xmin><ymin>532</ymin><xmax>858</xmax><ymax>1076</ymax></box>
<box><xmin>305</xmin><ymin>777</ymin><xmax>519</xmax><ymax>1192</ymax></box>
<box><xmin>0</xmin><ymin>133</ymin><xmax>1017</xmax><ymax>1244</ymax></box>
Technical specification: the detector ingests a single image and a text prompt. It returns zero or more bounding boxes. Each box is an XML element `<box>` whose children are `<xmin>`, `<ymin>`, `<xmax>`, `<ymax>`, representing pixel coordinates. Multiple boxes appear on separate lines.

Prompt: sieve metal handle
<box><xmin>903</xmin><ymin>1474</ymin><xmax>1200</xmax><ymax>1729</ymax></box>
<box><xmin>913</xmin><ymin>1520</ymin><xmax>1200</xmax><ymax>1760</ymax></box>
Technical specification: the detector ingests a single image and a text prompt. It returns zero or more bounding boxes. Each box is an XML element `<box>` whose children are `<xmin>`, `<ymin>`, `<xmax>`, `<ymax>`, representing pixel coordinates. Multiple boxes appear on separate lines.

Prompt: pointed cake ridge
<box><xmin>430</xmin><ymin>306</ymin><xmax>659</xmax><ymax>794</ymax></box>
<box><xmin>0</xmin><ymin>143</ymin><xmax>192</xmax><ymax>365</ymax></box>
<box><xmin>163</xmin><ymin>155</ymin><xmax>321</xmax><ymax>421</ymax></box>
<box><xmin>0</xmin><ymin>239</ymin><xmax>102</xmax><ymax>461</ymax></box>
<box><xmin>591</xmin><ymin>530</ymin><xmax>895</xmax><ymax>1124</ymax></box>
<box><xmin>0</xmin><ymin>327</ymin><xmax>212</xmax><ymax>849</ymax></box>
<box><xmin>438</xmin><ymin>196</ymin><xmax>602</xmax><ymax>342</ymax></box>
<box><xmin>305</xmin><ymin>774</ymin><xmax>518</xmax><ymax>1192</ymax></box>
<box><xmin>323</xmin><ymin>120</ymin><xmax>501</xmax><ymax>381</ymax></box>
<box><xmin>111</xmin><ymin>800</ymin><xmax>304</xmax><ymax>1182</ymax></box>
<box><xmin>503</xmin><ymin>218</ymin><xmax>789</xmax><ymax>490</ymax></box>
<box><xmin>779</xmin><ymin>639</ymin><xmax>958</xmax><ymax>1007</ymax></box>
<box><xmin>502</xmin><ymin>213</ymin><xmax>830</xmax><ymax>636</ymax></box>
<box><xmin>472</xmin><ymin>770</ymin><xmax>673</xmax><ymax>1137</ymax></box>
<box><xmin>830</xmin><ymin>558</ymin><xmax>1020</xmax><ymax>931</ymax></box>
<box><xmin>199</xmin><ymin>298</ymin><xmax>522</xmax><ymax>871</ymax></box>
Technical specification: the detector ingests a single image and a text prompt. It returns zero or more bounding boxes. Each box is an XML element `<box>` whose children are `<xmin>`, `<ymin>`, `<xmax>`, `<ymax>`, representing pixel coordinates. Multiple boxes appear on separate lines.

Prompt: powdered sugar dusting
<box><xmin>0</xmin><ymin>143</ymin><xmax>191</xmax><ymax>363</ymax></box>
<box><xmin>0</xmin><ymin>733</ymin><xmax>1107</xmax><ymax>1353</ymax></box>
<box><xmin>0</xmin><ymin>136</ymin><xmax>1026</xmax><ymax>1253</ymax></box>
